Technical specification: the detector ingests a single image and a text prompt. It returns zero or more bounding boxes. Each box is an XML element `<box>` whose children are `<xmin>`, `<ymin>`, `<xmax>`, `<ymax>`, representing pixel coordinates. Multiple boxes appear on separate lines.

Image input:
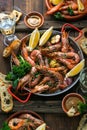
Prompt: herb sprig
<box><xmin>5</xmin><ymin>55</ymin><xmax>32</xmax><ymax>88</ymax></box>
<box><xmin>77</xmin><ymin>95</ymin><xmax>87</xmax><ymax>114</ymax></box>
<box><xmin>0</xmin><ymin>122</ymin><xmax>11</xmax><ymax>130</ymax></box>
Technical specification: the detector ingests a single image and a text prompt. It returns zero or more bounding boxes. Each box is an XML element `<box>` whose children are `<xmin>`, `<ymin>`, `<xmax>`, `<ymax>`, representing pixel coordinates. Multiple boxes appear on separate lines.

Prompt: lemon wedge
<box><xmin>77</xmin><ymin>0</ymin><xmax>84</xmax><ymax>11</ymax></box>
<box><xmin>35</xmin><ymin>123</ymin><xmax>46</xmax><ymax>130</ymax></box>
<box><xmin>66</xmin><ymin>59</ymin><xmax>85</xmax><ymax>78</ymax></box>
<box><xmin>39</xmin><ymin>26</ymin><xmax>53</xmax><ymax>46</ymax></box>
<box><xmin>28</xmin><ymin>28</ymin><xmax>40</xmax><ymax>51</ymax></box>
<box><xmin>50</xmin><ymin>0</ymin><xmax>64</xmax><ymax>5</ymax></box>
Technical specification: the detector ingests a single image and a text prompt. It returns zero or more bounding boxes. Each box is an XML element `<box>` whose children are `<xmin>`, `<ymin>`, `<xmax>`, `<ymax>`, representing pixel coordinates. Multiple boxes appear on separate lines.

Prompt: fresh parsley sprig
<box><xmin>0</xmin><ymin>122</ymin><xmax>11</xmax><ymax>130</ymax></box>
<box><xmin>5</xmin><ymin>55</ymin><xmax>32</xmax><ymax>88</ymax></box>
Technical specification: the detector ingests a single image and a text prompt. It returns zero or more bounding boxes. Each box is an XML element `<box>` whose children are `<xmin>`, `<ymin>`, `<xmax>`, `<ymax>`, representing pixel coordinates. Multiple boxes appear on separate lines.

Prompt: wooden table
<box><xmin>0</xmin><ymin>0</ymin><xmax>87</xmax><ymax>130</ymax></box>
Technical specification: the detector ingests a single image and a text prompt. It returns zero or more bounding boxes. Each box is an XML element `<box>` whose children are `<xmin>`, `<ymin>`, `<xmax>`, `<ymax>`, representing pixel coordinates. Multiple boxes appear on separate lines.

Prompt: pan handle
<box><xmin>8</xmin><ymin>86</ymin><xmax>32</xmax><ymax>103</ymax></box>
<box><xmin>61</xmin><ymin>23</ymin><xmax>83</xmax><ymax>41</ymax></box>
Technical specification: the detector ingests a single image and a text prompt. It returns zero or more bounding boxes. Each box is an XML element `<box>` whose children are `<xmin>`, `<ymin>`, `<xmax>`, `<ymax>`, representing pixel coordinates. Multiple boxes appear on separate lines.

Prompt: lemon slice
<box><xmin>66</xmin><ymin>59</ymin><xmax>85</xmax><ymax>78</ymax></box>
<box><xmin>35</xmin><ymin>123</ymin><xmax>46</xmax><ymax>130</ymax></box>
<box><xmin>39</xmin><ymin>26</ymin><xmax>53</xmax><ymax>46</ymax></box>
<box><xmin>50</xmin><ymin>0</ymin><xmax>64</xmax><ymax>5</ymax></box>
<box><xmin>28</xmin><ymin>28</ymin><xmax>40</xmax><ymax>51</ymax></box>
<box><xmin>77</xmin><ymin>0</ymin><xmax>84</xmax><ymax>11</ymax></box>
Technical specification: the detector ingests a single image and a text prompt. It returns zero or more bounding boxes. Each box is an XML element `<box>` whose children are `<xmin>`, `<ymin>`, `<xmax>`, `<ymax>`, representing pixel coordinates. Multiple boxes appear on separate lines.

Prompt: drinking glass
<box><xmin>0</xmin><ymin>12</ymin><xmax>17</xmax><ymax>46</ymax></box>
<box><xmin>78</xmin><ymin>67</ymin><xmax>87</xmax><ymax>96</ymax></box>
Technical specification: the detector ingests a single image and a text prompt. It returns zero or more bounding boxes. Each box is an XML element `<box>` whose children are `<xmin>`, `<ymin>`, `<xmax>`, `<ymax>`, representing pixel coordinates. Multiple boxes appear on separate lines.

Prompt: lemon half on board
<box><xmin>35</xmin><ymin>123</ymin><xmax>46</xmax><ymax>130</ymax></box>
<box><xmin>39</xmin><ymin>26</ymin><xmax>53</xmax><ymax>46</ymax></box>
<box><xmin>66</xmin><ymin>59</ymin><xmax>85</xmax><ymax>78</ymax></box>
<box><xmin>28</xmin><ymin>28</ymin><xmax>40</xmax><ymax>51</ymax></box>
<box><xmin>50</xmin><ymin>0</ymin><xmax>64</xmax><ymax>5</ymax></box>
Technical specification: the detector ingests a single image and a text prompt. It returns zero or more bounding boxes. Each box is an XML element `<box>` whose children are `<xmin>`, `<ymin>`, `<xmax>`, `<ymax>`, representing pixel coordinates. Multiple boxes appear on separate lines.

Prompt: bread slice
<box><xmin>0</xmin><ymin>85</ymin><xmax>13</xmax><ymax>113</ymax></box>
<box><xmin>0</xmin><ymin>72</ymin><xmax>13</xmax><ymax>112</ymax></box>
<box><xmin>3</xmin><ymin>39</ymin><xmax>21</xmax><ymax>58</ymax></box>
<box><xmin>10</xmin><ymin>9</ymin><xmax>22</xmax><ymax>22</ymax></box>
<box><xmin>77</xmin><ymin>114</ymin><xmax>87</xmax><ymax>130</ymax></box>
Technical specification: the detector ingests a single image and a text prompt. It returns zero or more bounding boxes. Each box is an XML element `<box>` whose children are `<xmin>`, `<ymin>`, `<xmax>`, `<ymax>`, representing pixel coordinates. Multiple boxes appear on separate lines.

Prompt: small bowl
<box><xmin>6</xmin><ymin>110</ymin><xmax>43</xmax><ymax>122</ymax></box>
<box><xmin>62</xmin><ymin>93</ymin><xmax>85</xmax><ymax>117</ymax></box>
<box><xmin>6</xmin><ymin>110</ymin><xmax>43</xmax><ymax>129</ymax></box>
<box><xmin>24</xmin><ymin>11</ymin><xmax>44</xmax><ymax>29</ymax></box>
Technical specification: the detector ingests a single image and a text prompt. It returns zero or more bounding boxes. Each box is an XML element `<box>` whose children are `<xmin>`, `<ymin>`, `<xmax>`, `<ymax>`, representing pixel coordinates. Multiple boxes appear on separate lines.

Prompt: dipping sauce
<box><xmin>24</xmin><ymin>11</ymin><xmax>44</xmax><ymax>29</ymax></box>
<box><xmin>62</xmin><ymin>93</ymin><xmax>85</xmax><ymax>117</ymax></box>
<box><xmin>65</xmin><ymin>96</ymin><xmax>82</xmax><ymax>111</ymax></box>
<box><xmin>27</xmin><ymin>15</ymin><xmax>41</xmax><ymax>27</ymax></box>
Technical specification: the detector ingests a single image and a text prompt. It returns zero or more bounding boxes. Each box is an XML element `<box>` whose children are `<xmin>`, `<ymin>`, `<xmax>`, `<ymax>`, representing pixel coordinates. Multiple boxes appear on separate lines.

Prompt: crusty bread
<box><xmin>10</xmin><ymin>9</ymin><xmax>22</xmax><ymax>22</ymax></box>
<box><xmin>0</xmin><ymin>72</ymin><xmax>13</xmax><ymax>112</ymax></box>
<box><xmin>77</xmin><ymin>114</ymin><xmax>87</xmax><ymax>130</ymax></box>
<box><xmin>3</xmin><ymin>39</ymin><xmax>21</xmax><ymax>58</ymax></box>
<box><xmin>0</xmin><ymin>85</ymin><xmax>13</xmax><ymax>113</ymax></box>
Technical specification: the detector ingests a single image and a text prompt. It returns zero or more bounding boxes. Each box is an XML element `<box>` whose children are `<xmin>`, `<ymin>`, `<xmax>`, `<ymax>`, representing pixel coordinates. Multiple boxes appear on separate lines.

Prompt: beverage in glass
<box><xmin>0</xmin><ymin>12</ymin><xmax>17</xmax><ymax>46</ymax></box>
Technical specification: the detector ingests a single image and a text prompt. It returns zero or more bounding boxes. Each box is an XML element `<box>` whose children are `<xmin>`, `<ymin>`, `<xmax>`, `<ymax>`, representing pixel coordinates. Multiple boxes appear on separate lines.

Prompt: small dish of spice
<box><xmin>24</xmin><ymin>11</ymin><xmax>44</xmax><ymax>29</ymax></box>
<box><xmin>62</xmin><ymin>93</ymin><xmax>85</xmax><ymax>117</ymax></box>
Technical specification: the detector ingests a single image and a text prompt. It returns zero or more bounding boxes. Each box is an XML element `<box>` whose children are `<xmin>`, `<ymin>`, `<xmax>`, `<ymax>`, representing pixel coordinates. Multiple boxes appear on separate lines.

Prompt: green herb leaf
<box><xmin>12</xmin><ymin>78</ymin><xmax>19</xmax><ymax>88</ymax></box>
<box><xmin>67</xmin><ymin>7</ymin><xmax>74</xmax><ymax>16</ymax></box>
<box><xmin>78</xmin><ymin>102</ymin><xmax>87</xmax><ymax>114</ymax></box>
<box><xmin>54</xmin><ymin>12</ymin><xmax>64</xmax><ymax>20</ymax></box>
<box><xmin>6</xmin><ymin>56</ymin><xmax>32</xmax><ymax>88</ymax></box>
<box><xmin>0</xmin><ymin>122</ymin><xmax>11</xmax><ymax>130</ymax></box>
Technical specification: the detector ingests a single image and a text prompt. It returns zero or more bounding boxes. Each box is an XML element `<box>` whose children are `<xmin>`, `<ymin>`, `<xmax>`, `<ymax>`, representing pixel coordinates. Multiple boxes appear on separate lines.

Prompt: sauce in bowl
<box><xmin>62</xmin><ymin>93</ymin><xmax>85</xmax><ymax>117</ymax></box>
<box><xmin>65</xmin><ymin>96</ymin><xmax>82</xmax><ymax>111</ymax></box>
<box><xmin>24</xmin><ymin>11</ymin><xmax>44</xmax><ymax>29</ymax></box>
<box><xmin>27</xmin><ymin>15</ymin><xmax>41</xmax><ymax>27</ymax></box>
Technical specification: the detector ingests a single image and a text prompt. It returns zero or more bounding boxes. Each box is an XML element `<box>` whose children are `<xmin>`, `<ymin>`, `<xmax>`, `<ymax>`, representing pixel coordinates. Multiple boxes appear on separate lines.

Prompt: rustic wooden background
<box><xmin>0</xmin><ymin>0</ymin><xmax>87</xmax><ymax>130</ymax></box>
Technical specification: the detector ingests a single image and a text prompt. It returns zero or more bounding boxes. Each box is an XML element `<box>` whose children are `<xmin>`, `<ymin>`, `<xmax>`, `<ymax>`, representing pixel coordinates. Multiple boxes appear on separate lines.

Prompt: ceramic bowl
<box><xmin>45</xmin><ymin>0</ymin><xmax>87</xmax><ymax>21</ymax></box>
<box><xmin>24</xmin><ymin>11</ymin><xmax>44</xmax><ymax>29</ymax></box>
<box><xmin>62</xmin><ymin>93</ymin><xmax>85</xmax><ymax>117</ymax></box>
<box><xmin>6</xmin><ymin>110</ymin><xmax>51</xmax><ymax>130</ymax></box>
<box><xmin>6</xmin><ymin>110</ymin><xmax>43</xmax><ymax>129</ymax></box>
<box><xmin>6</xmin><ymin>110</ymin><xmax>43</xmax><ymax>122</ymax></box>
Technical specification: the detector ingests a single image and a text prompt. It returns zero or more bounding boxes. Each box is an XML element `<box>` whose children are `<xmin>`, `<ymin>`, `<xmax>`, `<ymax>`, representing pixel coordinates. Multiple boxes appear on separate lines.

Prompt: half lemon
<box><xmin>50</xmin><ymin>0</ymin><xmax>64</xmax><ymax>5</ymax></box>
<box><xmin>66</xmin><ymin>59</ymin><xmax>85</xmax><ymax>78</ymax></box>
<box><xmin>39</xmin><ymin>26</ymin><xmax>53</xmax><ymax>46</ymax></box>
<box><xmin>28</xmin><ymin>28</ymin><xmax>40</xmax><ymax>51</ymax></box>
<box><xmin>35</xmin><ymin>123</ymin><xmax>46</xmax><ymax>130</ymax></box>
<box><xmin>77</xmin><ymin>0</ymin><xmax>84</xmax><ymax>11</ymax></box>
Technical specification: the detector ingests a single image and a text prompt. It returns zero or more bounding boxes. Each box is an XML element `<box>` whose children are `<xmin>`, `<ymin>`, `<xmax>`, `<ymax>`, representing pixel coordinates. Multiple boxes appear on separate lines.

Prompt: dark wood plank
<box><xmin>0</xmin><ymin>0</ymin><xmax>13</xmax><ymax>12</ymax></box>
<box><xmin>16</xmin><ymin>20</ymin><xmax>87</xmax><ymax>31</ymax></box>
<box><xmin>44</xmin><ymin>113</ymin><xmax>81</xmax><ymax>130</ymax></box>
<box><xmin>0</xmin><ymin>112</ymin><xmax>81</xmax><ymax>130</ymax></box>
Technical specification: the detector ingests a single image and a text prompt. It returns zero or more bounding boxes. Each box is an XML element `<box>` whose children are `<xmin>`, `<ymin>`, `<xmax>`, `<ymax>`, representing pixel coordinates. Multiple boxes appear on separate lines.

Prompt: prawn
<box><xmin>21</xmin><ymin>40</ymin><xmax>35</xmax><ymax>66</ymax></box>
<box><xmin>46</xmin><ymin>2</ymin><xmax>64</xmax><ymax>15</ymax></box>
<box><xmin>30</xmin><ymin>84</ymin><xmax>49</xmax><ymax>93</ymax></box>
<box><xmin>17</xmin><ymin>74</ymin><xmax>31</xmax><ymax>90</ymax></box>
<box><xmin>36</xmin><ymin>65</ymin><xmax>64</xmax><ymax>83</ymax></box>
<box><xmin>19</xmin><ymin>114</ymin><xmax>44</xmax><ymax>127</ymax></box>
<box><xmin>48</xmin><ymin>51</ymin><xmax>80</xmax><ymax>64</ymax></box>
<box><xmin>61</xmin><ymin>30</ymin><xmax>69</xmax><ymax>52</ymax></box>
<box><xmin>29</xmin><ymin>75</ymin><xmax>41</xmax><ymax>88</ymax></box>
<box><xmin>41</xmin><ymin>65</ymin><xmax>66</xmax><ymax>72</ymax></box>
<box><xmin>8</xmin><ymin>118</ymin><xmax>25</xmax><ymax>130</ymax></box>
<box><xmin>30</xmin><ymin>49</ymin><xmax>44</xmax><ymax>66</ymax></box>
<box><xmin>11</xmin><ymin>51</ymin><xmax>20</xmax><ymax>66</ymax></box>
<box><xmin>39</xmin><ymin>76</ymin><xmax>51</xmax><ymax>85</ymax></box>
<box><xmin>41</xmin><ymin>44</ymin><xmax>61</xmax><ymax>54</ymax></box>
<box><xmin>59</xmin><ymin>1</ymin><xmax>78</xmax><ymax>11</ymax></box>
<box><xmin>58</xmin><ymin>58</ymin><xmax>76</xmax><ymax>69</ymax></box>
